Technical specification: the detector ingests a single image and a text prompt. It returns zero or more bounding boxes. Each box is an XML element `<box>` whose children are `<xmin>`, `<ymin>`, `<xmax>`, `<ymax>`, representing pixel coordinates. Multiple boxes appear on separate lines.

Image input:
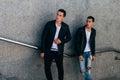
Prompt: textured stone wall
<box><xmin>0</xmin><ymin>0</ymin><xmax>120</xmax><ymax>80</ymax></box>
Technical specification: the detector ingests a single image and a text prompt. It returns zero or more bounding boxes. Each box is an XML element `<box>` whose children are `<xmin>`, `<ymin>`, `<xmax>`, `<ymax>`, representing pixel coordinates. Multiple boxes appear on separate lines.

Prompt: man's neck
<box><xmin>86</xmin><ymin>26</ymin><xmax>92</xmax><ymax>32</ymax></box>
<box><xmin>56</xmin><ymin>21</ymin><xmax>62</xmax><ymax>26</ymax></box>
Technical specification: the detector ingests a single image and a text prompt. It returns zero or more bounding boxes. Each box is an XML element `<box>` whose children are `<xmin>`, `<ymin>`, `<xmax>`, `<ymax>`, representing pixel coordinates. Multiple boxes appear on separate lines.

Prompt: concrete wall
<box><xmin>0</xmin><ymin>0</ymin><xmax>120</xmax><ymax>80</ymax></box>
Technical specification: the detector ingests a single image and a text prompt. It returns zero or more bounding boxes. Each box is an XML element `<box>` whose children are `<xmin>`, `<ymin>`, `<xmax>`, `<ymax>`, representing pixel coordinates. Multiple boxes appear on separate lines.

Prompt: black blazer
<box><xmin>41</xmin><ymin>20</ymin><xmax>71</xmax><ymax>54</ymax></box>
<box><xmin>75</xmin><ymin>26</ymin><xmax>96</xmax><ymax>56</ymax></box>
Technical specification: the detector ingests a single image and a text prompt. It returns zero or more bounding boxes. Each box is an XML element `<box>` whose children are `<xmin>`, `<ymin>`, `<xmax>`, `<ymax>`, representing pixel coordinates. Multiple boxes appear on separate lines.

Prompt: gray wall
<box><xmin>0</xmin><ymin>0</ymin><xmax>120</xmax><ymax>80</ymax></box>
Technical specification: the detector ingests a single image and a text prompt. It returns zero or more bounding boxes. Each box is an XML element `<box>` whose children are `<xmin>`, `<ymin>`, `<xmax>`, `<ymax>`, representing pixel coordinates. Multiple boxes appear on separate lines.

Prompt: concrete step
<box><xmin>0</xmin><ymin>73</ymin><xmax>18</xmax><ymax>80</ymax></box>
<box><xmin>6</xmin><ymin>77</ymin><xmax>18</xmax><ymax>80</ymax></box>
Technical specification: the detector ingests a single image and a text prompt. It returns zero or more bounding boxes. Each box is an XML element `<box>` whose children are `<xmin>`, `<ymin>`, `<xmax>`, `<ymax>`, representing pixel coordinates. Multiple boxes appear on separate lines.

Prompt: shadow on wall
<box><xmin>65</xmin><ymin>14</ymin><xmax>86</xmax><ymax>56</ymax></box>
<box><xmin>34</xmin><ymin>13</ymin><xmax>54</xmax><ymax>54</ymax></box>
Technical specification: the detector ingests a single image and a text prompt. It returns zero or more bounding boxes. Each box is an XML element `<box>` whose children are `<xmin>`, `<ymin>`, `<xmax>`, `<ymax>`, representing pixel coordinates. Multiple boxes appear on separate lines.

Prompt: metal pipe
<box><xmin>0</xmin><ymin>36</ymin><xmax>38</xmax><ymax>49</ymax></box>
<box><xmin>0</xmin><ymin>36</ymin><xmax>120</xmax><ymax>57</ymax></box>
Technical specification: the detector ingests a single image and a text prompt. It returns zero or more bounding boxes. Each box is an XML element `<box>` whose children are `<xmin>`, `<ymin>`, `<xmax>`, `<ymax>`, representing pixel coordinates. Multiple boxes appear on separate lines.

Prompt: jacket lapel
<box><xmin>52</xmin><ymin>21</ymin><xmax>56</xmax><ymax>39</ymax></box>
<box><xmin>89</xmin><ymin>28</ymin><xmax>94</xmax><ymax>42</ymax></box>
<box><xmin>83</xmin><ymin>26</ymin><xmax>87</xmax><ymax>42</ymax></box>
<box><xmin>58</xmin><ymin>22</ymin><xmax>64</xmax><ymax>38</ymax></box>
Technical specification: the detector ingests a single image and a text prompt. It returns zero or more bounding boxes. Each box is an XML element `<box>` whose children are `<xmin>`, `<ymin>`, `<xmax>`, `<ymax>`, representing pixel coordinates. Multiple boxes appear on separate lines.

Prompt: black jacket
<box><xmin>41</xmin><ymin>20</ymin><xmax>71</xmax><ymax>54</ymax></box>
<box><xmin>75</xmin><ymin>26</ymin><xmax>96</xmax><ymax>56</ymax></box>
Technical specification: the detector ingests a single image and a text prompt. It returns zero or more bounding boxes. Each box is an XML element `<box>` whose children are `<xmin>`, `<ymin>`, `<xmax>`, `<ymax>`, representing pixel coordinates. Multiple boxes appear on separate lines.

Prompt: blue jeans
<box><xmin>79</xmin><ymin>51</ymin><xmax>92</xmax><ymax>80</ymax></box>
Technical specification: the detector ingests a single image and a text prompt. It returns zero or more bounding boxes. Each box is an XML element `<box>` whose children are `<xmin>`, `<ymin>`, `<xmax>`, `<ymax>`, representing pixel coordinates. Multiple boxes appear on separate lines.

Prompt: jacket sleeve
<box><xmin>92</xmin><ymin>30</ymin><xmax>96</xmax><ymax>56</ymax></box>
<box><xmin>62</xmin><ymin>26</ymin><xmax>71</xmax><ymax>43</ymax></box>
<box><xmin>40</xmin><ymin>22</ymin><xmax>49</xmax><ymax>53</ymax></box>
<box><xmin>75</xmin><ymin>29</ymin><xmax>82</xmax><ymax>56</ymax></box>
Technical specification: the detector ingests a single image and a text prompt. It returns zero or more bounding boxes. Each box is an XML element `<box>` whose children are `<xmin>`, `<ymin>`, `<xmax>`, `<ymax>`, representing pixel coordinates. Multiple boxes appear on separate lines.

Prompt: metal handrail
<box><xmin>0</xmin><ymin>36</ymin><xmax>38</xmax><ymax>49</ymax></box>
<box><xmin>64</xmin><ymin>48</ymin><xmax>120</xmax><ymax>57</ymax></box>
<box><xmin>0</xmin><ymin>36</ymin><xmax>120</xmax><ymax>59</ymax></box>
<box><xmin>96</xmin><ymin>48</ymin><xmax>120</xmax><ymax>53</ymax></box>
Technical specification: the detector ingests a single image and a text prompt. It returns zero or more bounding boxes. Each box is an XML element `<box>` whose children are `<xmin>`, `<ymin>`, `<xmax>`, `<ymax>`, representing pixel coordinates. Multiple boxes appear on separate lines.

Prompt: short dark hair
<box><xmin>58</xmin><ymin>9</ymin><xmax>66</xmax><ymax>17</ymax></box>
<box><xmin>87</xmin><ymin>16</ymin><xmax>95</xmax><ymax>22</ymax></box>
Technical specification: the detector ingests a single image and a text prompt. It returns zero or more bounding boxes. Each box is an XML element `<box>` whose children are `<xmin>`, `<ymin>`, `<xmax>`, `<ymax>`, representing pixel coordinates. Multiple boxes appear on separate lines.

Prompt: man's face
<box><xmin>86</xmin><ymin>19</ymin><xmax>94</xmax><ymax>28</ymax></box>
<box><xmin>56</xmin><ymin>11</ymin><xmax>64</xmax><ymax>22</ymax></box>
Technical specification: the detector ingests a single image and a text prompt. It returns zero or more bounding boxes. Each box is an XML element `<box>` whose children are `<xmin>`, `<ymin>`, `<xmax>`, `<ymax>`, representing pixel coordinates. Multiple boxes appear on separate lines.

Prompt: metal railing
<box><xmin>0</xmin><ymin>36</ymin><xmax>38</xmax><ymax>49</ymax></box>
<box><xmin>0</xmin><ymin>36</ymin><xmax>120</xmax><ymax>60</ymax></box>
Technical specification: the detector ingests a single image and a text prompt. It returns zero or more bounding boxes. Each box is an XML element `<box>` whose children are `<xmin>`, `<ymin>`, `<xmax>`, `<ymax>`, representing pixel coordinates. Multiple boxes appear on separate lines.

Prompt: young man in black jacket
<box><xmin>40</xmin><ymin>9</ymin><xmax>71</xmax><ymax>80</ymax></box>
<box><xmin>75</xmin><ymin>16</ymin><xmax>96</xmax><ymax>80</ymax></box>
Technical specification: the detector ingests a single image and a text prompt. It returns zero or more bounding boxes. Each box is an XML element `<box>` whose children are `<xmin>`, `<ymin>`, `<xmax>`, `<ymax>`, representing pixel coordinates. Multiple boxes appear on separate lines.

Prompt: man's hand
<box><xmin>92</xmin><ymin>56</ymin><xmax>96</xmax><ymax>61</ymax></box>
<box><xmin>54</xmin><ymin>38</ymin><xmax>62</xmax><ymax>44</ymax></box>
<box><xmin>79</xmin><ymin>55</ymin><xmax>84</xmax><ymax>61</ymax></box>
<box><xmin>40</xmin><ymin>52</ymin><xmax>45</xmax><ymax>59</ymax></box>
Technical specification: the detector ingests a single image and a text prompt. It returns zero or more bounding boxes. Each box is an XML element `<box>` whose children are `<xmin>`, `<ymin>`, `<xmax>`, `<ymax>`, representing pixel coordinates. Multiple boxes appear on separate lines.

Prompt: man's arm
<box><xmin>75</xmin><ymin>29</ymin><xmax>82</xmax><ymax>56</ymax></box>
<box><xmin>75</xmin><ymin>29</ymin><xmax>84</xmax><ymax>61</ymax></box>
<box><xmin>41</xmin><ymin>22</ymin><xmax>49</xmax><ymax>53</ymax></box>
<box><xmin>92</xmin><ymin>30</ymin><xmax>96</xmax><ymax>61</ymax></box>
<box><xmin>92</xmin><ymin>30</ymin><xmax>96</xmax><ymax>56</ymax></box>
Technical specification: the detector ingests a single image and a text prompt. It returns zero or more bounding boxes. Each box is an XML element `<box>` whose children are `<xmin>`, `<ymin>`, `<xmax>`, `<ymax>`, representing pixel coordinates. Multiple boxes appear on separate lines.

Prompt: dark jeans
<box><xmin>44</xmin><ymin>51</ymin><xmax>64</xmax><ymax>80</ymax></box>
